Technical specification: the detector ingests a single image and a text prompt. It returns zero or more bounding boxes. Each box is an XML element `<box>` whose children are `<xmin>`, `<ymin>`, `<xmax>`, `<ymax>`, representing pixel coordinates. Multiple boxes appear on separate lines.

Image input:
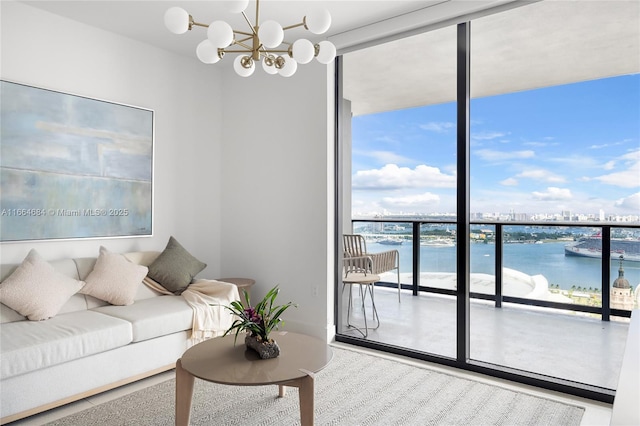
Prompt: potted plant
<box><xmin>222</xmin><ymin>285</ymin><xmax>296</xmax><ymax>359</ymax></box>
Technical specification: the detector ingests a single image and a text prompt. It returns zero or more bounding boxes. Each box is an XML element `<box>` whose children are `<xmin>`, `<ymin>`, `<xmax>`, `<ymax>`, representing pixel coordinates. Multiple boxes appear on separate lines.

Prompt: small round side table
<box><xmin>217</xmin><ymin>277</ymin><xmax>255</xmax><ymax>306</ymax></box>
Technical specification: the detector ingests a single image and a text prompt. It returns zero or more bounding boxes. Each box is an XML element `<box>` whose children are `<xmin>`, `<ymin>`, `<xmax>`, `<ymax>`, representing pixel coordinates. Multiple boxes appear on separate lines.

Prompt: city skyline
<box><xmin>351</xmin><ymin>75</ymin><xmax>640</xmax><ymax>219</ymax></box>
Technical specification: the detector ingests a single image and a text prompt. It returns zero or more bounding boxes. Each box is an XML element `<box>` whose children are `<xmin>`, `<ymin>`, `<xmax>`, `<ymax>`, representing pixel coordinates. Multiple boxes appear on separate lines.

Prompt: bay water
<box><xmin>369</xmin><ymin>241</ymin><xmax>640</xmax><ymax>291</ymax></box>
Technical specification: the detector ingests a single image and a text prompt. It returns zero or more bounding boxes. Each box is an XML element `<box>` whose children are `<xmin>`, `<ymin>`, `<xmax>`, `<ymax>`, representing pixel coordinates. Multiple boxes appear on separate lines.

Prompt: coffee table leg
<box><xmin>175</xmin><ymin>358</ymin><xmax>195</xmax><ymax>426</ymax></box>
<box><xmin>281</xmin><ymin>371</ymin><xmax>315</xmax><ymax>426</ymax></box>
<box><xmin>298</xmin><ymin>374</ymin><xmax>315</xmax><ymax>426</ymax></box>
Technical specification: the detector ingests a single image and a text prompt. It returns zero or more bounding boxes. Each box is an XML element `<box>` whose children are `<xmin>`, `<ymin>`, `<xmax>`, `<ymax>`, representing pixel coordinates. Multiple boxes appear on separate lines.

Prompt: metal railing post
<box><xmin>413</xmin><ymin>222</ymin><xmax>420</xmax><ymax>296</ymax></box>
<box><xmin>601</xmin><ymin>226</ymin><xmax>611</xmax><ymax>321</ymax></box>
<box><xmin>495</xmin><ymin>224</ymin><xmax>503</xmax><ymax>308</ymax></box>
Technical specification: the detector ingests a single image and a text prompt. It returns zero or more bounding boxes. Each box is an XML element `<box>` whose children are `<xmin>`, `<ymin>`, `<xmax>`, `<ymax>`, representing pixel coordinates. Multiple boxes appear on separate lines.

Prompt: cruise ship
<box><xmin>564</xmin><ymin>233</ymin><xmax>640</xmax><ymax>262</ymax></box>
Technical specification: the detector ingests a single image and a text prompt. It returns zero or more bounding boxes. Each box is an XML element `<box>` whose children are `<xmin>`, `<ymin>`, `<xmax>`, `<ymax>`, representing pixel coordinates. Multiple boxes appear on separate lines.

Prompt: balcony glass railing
<box><xmin>352</xmin><ymin>219</ymin><xmax>639</xmax><ymax>320</ymax></box>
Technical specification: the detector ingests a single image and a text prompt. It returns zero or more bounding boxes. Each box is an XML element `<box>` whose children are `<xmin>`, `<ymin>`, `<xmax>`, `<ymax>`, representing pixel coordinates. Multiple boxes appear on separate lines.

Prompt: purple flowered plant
<box><xmin>244</xmin><ymin>307</ymin><xmax>261</xmax><ymax>323</ymax></box>
<box><xmin>221</xmin><ymin>285</ymin><xmax>296</xmax><ymax>344</ymax></box>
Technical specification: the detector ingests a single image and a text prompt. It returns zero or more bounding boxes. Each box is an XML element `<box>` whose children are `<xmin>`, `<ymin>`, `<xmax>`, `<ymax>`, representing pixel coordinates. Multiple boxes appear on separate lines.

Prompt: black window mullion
<box><xmin>456</xmin><ymin>21</ymin><xmax>471</xmax><ymax>364</ymax></box>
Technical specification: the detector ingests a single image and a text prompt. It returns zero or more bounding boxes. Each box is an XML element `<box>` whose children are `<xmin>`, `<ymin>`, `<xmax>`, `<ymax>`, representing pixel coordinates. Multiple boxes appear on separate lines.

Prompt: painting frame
<box><xmin>0</xmin><ymin>80</ymin><xmax>154</xmax><ymax>242</ymax></box>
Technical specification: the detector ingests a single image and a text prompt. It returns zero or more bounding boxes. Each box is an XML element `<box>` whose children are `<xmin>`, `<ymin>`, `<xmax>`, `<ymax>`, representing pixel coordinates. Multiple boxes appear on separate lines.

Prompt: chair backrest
<box><xmin>343</xmin><ymin>255</ymin><xmax>373</xmax><ymax>277</ymax></box>
<box><xmin>343</xmin><ymin>234</ymin><xmax>367</xmax><ymax>257</ymax></box>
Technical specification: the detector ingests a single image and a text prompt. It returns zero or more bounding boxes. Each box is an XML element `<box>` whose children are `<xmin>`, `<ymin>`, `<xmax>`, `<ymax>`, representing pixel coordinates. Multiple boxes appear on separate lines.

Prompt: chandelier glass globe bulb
<box><xmin>208</xmin><ymin>21</ymin><xmax>234</xmax><ymax>48</ymax></box>
<box><xmin>278</xmin><ymin>57</ymin><xmax>298</xmax><ymax>77</ymax></box>
<box><xmin>258</xmin><ymin>20</ymin><xmax>284</xmax><ymax>48</ymax></box>
<box><xmin>164</xmin><ymin>7</ymin><xmax>190</xmax><ymax>34</ymax></box>
<box><xmin>316</xmin><ymin>40</ymin><xmax>337</xmax><ymax>64</ymax></box>
<box><xmin>224</xmin><ymin>0</ymin><xmax>249</xmax><ymax>14</ymax></box>
<box><xmin>305</xmin><ymin>9</ymin><xmax>331</xmax><ymax>35</ymax></box>
<box><xmin>234</xmin><ymin>55</ymin><xmax>255</xmax><ymax>77</ymax></box>
<box><xmin>196</xmin><ymin>40</ymin><xmax>220</xmax><ymax>64</ymax></box>
<box><xmin>262</xmin><ymin>56</ymin><xmax>279</xmax><ymax>75</ymax></box>
<box><xmin>292</xmin><ymin>39</ymin><xmax>315</xmax><ymax>64</ymax></box>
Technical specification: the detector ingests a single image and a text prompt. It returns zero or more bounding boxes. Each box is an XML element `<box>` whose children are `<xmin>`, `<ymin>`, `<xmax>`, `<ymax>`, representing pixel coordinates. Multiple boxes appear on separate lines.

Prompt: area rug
<box><xmin>47</xmin><ymin>347</ymin><xmax>584</xmax><ymax>426</ymax></box>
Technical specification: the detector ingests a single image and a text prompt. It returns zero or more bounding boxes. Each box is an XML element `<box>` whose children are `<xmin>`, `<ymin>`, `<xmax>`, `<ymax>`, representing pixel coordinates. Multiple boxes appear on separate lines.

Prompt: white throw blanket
<box><xmin>143</xmin><ymin>277</ymin><xmax>240</xmax><ymax>347</ymax></box>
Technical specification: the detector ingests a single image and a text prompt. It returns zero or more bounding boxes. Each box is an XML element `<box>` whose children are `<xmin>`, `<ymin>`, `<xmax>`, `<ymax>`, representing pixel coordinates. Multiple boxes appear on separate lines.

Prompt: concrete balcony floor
<box><xmin>339</xmin><ymin>285</ymin><xmax>630</xmax><ymax>390</ymax></box>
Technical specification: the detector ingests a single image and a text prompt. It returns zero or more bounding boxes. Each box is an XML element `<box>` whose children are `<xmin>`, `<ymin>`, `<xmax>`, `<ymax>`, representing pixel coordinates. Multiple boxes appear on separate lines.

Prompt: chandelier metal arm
<box><xmin>189</xmin><ymin>18</ymin><xmax>208</xmax><ymax>31</ymax></box>
<box><xmin>282</xmin><ymin>22</ymin><xmax>306</xmax><ymax>32</ymax></box>
<box><xmin>233</xmin><ymin>30</ymin><xmax>254</xmax><ymax>37</ymax></box>
<box><xmin>240</xmin><ymin>10</ymin><xmax>257</xmax><ymax>36</ymax></box>
<box><xmin>164</xmin><ymin>0</ymin><xmax>336</xmax><ymax>76</ymax></box>
<box><xmin>235</xmin><ymin>35</ymin><xmax>253</xmax><ymax>44</ymax></box>
<box><xmin>227</xmin><ymin>40</ymin><xmax>253</xmax><ymax>52</ymax></box>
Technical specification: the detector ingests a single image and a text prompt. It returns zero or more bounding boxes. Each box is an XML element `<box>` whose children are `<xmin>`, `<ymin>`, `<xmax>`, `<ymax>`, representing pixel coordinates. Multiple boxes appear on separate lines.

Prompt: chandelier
<box><xmin>164</xmin><ymin>0</ymin><xmax>337</xmax><ymax>77</ymax></box>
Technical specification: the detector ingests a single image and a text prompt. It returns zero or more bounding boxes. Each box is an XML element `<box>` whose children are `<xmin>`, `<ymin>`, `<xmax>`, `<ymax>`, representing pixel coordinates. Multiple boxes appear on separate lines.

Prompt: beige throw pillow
<box><xmin>0</xmin><ymin>249</ymin><xmax>85</xmax><ymax>321</ymax></box>
<box><xmin>80</xmin><ymin>246</ymin><xmax>148</xmax><ymax>305</ymax></box>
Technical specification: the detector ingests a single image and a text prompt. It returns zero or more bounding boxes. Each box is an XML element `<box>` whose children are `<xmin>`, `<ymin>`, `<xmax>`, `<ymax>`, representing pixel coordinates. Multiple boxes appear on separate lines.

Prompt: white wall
<box><xmin>219</xmin><ymin>63</ymin><xmax>335</xmax><ymax>340</ymax></box>
<box><xmin>0</xmin><ymin>1</ymin><xmax>335</xmax><ymax>341</ymax></box>
<box><xmin>0</xmin><ymin>1</ymin><xmax>224</xmax><ymax>276</ymax></box>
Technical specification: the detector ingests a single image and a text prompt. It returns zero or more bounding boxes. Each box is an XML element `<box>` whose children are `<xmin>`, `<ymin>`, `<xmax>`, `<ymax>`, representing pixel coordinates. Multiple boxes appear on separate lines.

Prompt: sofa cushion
<box><xmin>147</xmin><ymin>237</ymin><xmax>206</xmax><ymax>294</ymax></box>
<box><xmin>123</xmin><ymin>251</ymin><xmax>160</xmax><ymax>267</ymax></box>
<box><xmin>92</xmin><ymin>295</ymin><xmax>193</xmax><ymax>342</ymax></box>
<box><xmin>0</xmin><ymin>250</ymin><xmax>85</xmax><ymax>321</ymax></box>
<box><xmin>0</xmin><ymin>310</ymin><xmax>132</xmax><ymax>380</ymax></box>
<box><xmin>0</xmin><ymin>303</ymin><xmax>25</xmax><ymax>324</ymax></box>
<box><xmin>80</xmin><ymin>247</ymin><xmax>149</xmax><ymax>306</ymax></box>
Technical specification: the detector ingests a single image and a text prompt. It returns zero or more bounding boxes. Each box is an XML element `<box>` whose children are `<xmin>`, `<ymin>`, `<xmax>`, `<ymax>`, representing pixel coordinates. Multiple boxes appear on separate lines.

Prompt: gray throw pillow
<box><xmin>147</xmin><ymin>236</ymin><xmax>206</xmax><ymax>294</ymax></box>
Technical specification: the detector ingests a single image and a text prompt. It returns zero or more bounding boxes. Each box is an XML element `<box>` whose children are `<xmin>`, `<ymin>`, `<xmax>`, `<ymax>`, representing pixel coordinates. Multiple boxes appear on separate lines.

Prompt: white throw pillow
<box><xmin>0</xmin><ymin>249</ymin><xmax>85</xmax><ymax>321</ymax></box>
<box><xmin>81</xmin><ymin>246</ymin><xmax>148</xmax><ymax>306</ymax></box>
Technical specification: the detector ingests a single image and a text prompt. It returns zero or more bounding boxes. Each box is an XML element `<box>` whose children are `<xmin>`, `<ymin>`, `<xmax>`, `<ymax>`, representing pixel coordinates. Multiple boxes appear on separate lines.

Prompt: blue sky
<box><xmin>351</xmin><ymin>75</ymin><xmax>640</xmax><ymax>219</ymax></box>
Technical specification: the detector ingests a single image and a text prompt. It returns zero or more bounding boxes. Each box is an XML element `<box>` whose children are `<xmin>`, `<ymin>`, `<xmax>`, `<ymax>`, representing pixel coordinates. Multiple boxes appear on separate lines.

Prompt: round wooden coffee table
<box><xmin>175</xmin><ymin>331</ymin><xmax>332</xmax><ymax>426</ymax></box>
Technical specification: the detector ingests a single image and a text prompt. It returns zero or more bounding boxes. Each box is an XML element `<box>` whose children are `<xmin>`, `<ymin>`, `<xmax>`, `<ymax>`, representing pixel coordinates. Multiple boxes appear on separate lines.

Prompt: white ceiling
<box><xmin>19</xmin><ymin>0</ymin><xmax>513</xmax><ymax>58</ymax></box>
<box><xmin>17</xmin><ymin>0</ymin><xmax>640</xmax><ymax>116</ymax></box>
<box><xmin>343</xmin><ymin>0</ymin><xmax>640</xmax><ymax>115</ymax></box>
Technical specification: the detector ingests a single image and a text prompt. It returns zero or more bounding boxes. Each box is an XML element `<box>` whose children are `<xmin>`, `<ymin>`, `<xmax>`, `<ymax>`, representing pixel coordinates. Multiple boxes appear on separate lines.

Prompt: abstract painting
<box><xmin>0</xmin><ymin>80</ymin><xmax>153</xmax><ymax>241</ymax></box>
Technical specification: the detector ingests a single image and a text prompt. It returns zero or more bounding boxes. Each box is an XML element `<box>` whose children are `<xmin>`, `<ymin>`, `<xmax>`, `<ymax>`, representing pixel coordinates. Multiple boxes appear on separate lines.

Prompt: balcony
<box><xmin>337</xmin><ymin>220</ymin><xmax>638</xmax><ymax>402</ymax></box>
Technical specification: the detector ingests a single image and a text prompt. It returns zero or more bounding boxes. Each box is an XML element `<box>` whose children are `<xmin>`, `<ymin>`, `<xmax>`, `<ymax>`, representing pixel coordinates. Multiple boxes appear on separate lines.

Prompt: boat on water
<box><xmin>564</xmin><ymin>233</ymin><xmax>640</xmax><ymax>262</ymax></box>
<box><xmin>378</xmin><ymin>238</ymin><xmax>403</xmax><ymax>245</ymax></box>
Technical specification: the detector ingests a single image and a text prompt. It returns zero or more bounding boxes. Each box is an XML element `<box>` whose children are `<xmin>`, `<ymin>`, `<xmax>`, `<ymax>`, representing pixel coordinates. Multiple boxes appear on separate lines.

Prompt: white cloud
<box><xmin>622</xmin><ymin>149</ymin><xmax>640</xmax><ymax>161</ymax></box>
<box><xmin>614</xmin><ymin>192</ymin><xmax>640</xmax><ymax>211</ymax></box>
<box><xmin>603</xmin><ymin>161</ymin><xmax>616</xmax><ymax>170</ymax></box>
<box><xmin>549</xmin><ymin>154</ymin><xmax>599</xmax><ymax>168</ymax></box>
<box><xmin>352</xmin><ymin>164</ymin><xmax>456</xmax><ymax>190</ymax></box>
<box><xmin>531</xmin><ymin>187</ymin><xmax>572</xmax><ymax>201</ymax></box>
<box><xmin>472</xmin><ymin>131</ymin><xmax>508</xmax><ymax>141</ymax></box>
<box><xmin>500</xmin><ymin>178</ymin><xmax>518</xmax><ymax>186</ymax></box>
<box><xmin>474</xmin><ymin>149</ymin><xmax>535</xmax><ymax>161</ymax></box>
<box><xmin>594</xmin><ymin>149</ymin><xmax>640</xmax><ymax>188</ymax></box>
<box><xmin>380</xmin><ymin>192</ymin><xmax>440</xmax><ymax>209</ymax></box>
<box><xmin>367</xmin><ymin>150</ymin><xmax>413</xmax><ymax>164</ymax></box>
<box><xmin>419</xmin><ymin>122</ymin><xmax>454</xmax><ymax>133</ymax></box>
<box><xmin>589</xmin><ymin>139</ymin><xmax>633</xmax><ymax>150</ymax></box>
<box><xmin>516</xmin><ymin>169</ymin><xmax>566</xmax><ymax>183</ymax></box>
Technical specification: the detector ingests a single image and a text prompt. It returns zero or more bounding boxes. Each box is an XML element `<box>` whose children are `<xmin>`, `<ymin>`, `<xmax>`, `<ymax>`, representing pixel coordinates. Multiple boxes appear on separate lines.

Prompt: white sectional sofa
<box><xmin>0</xmin><ymin>246</ymin><xmax>233</xmax><ymax>424</ymax></box>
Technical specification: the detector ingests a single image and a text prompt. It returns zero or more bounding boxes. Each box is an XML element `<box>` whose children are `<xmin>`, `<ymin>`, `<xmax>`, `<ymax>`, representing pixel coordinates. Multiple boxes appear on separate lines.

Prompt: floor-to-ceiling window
<box><xmin>468</xmin><ymin>0</ymin><xmax>640</xmax><ymax>390</ymax></box>
<box><xmin>338</xmin><ymin>0</ymin><xmax>639</xmax><ymax>401</ymax></box>
<box><xmin>339</xmin><ymin>25</ymin><xmax>458</xmax><ymax>358</ymax></box>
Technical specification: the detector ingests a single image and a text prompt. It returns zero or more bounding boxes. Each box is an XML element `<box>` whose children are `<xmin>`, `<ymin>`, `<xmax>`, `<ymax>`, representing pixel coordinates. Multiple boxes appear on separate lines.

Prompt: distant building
<box><xmin>611</xmin><ymin>255</ymin><xmax>635</xmax><ymax>311</ymax></box>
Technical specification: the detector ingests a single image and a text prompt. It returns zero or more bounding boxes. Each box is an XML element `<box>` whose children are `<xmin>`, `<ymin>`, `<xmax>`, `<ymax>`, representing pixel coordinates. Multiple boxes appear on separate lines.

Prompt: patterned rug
<box><xmin>47</xmin><ymin>346</ymin><xmax>585</xmax><ymax>425</ymax></box>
